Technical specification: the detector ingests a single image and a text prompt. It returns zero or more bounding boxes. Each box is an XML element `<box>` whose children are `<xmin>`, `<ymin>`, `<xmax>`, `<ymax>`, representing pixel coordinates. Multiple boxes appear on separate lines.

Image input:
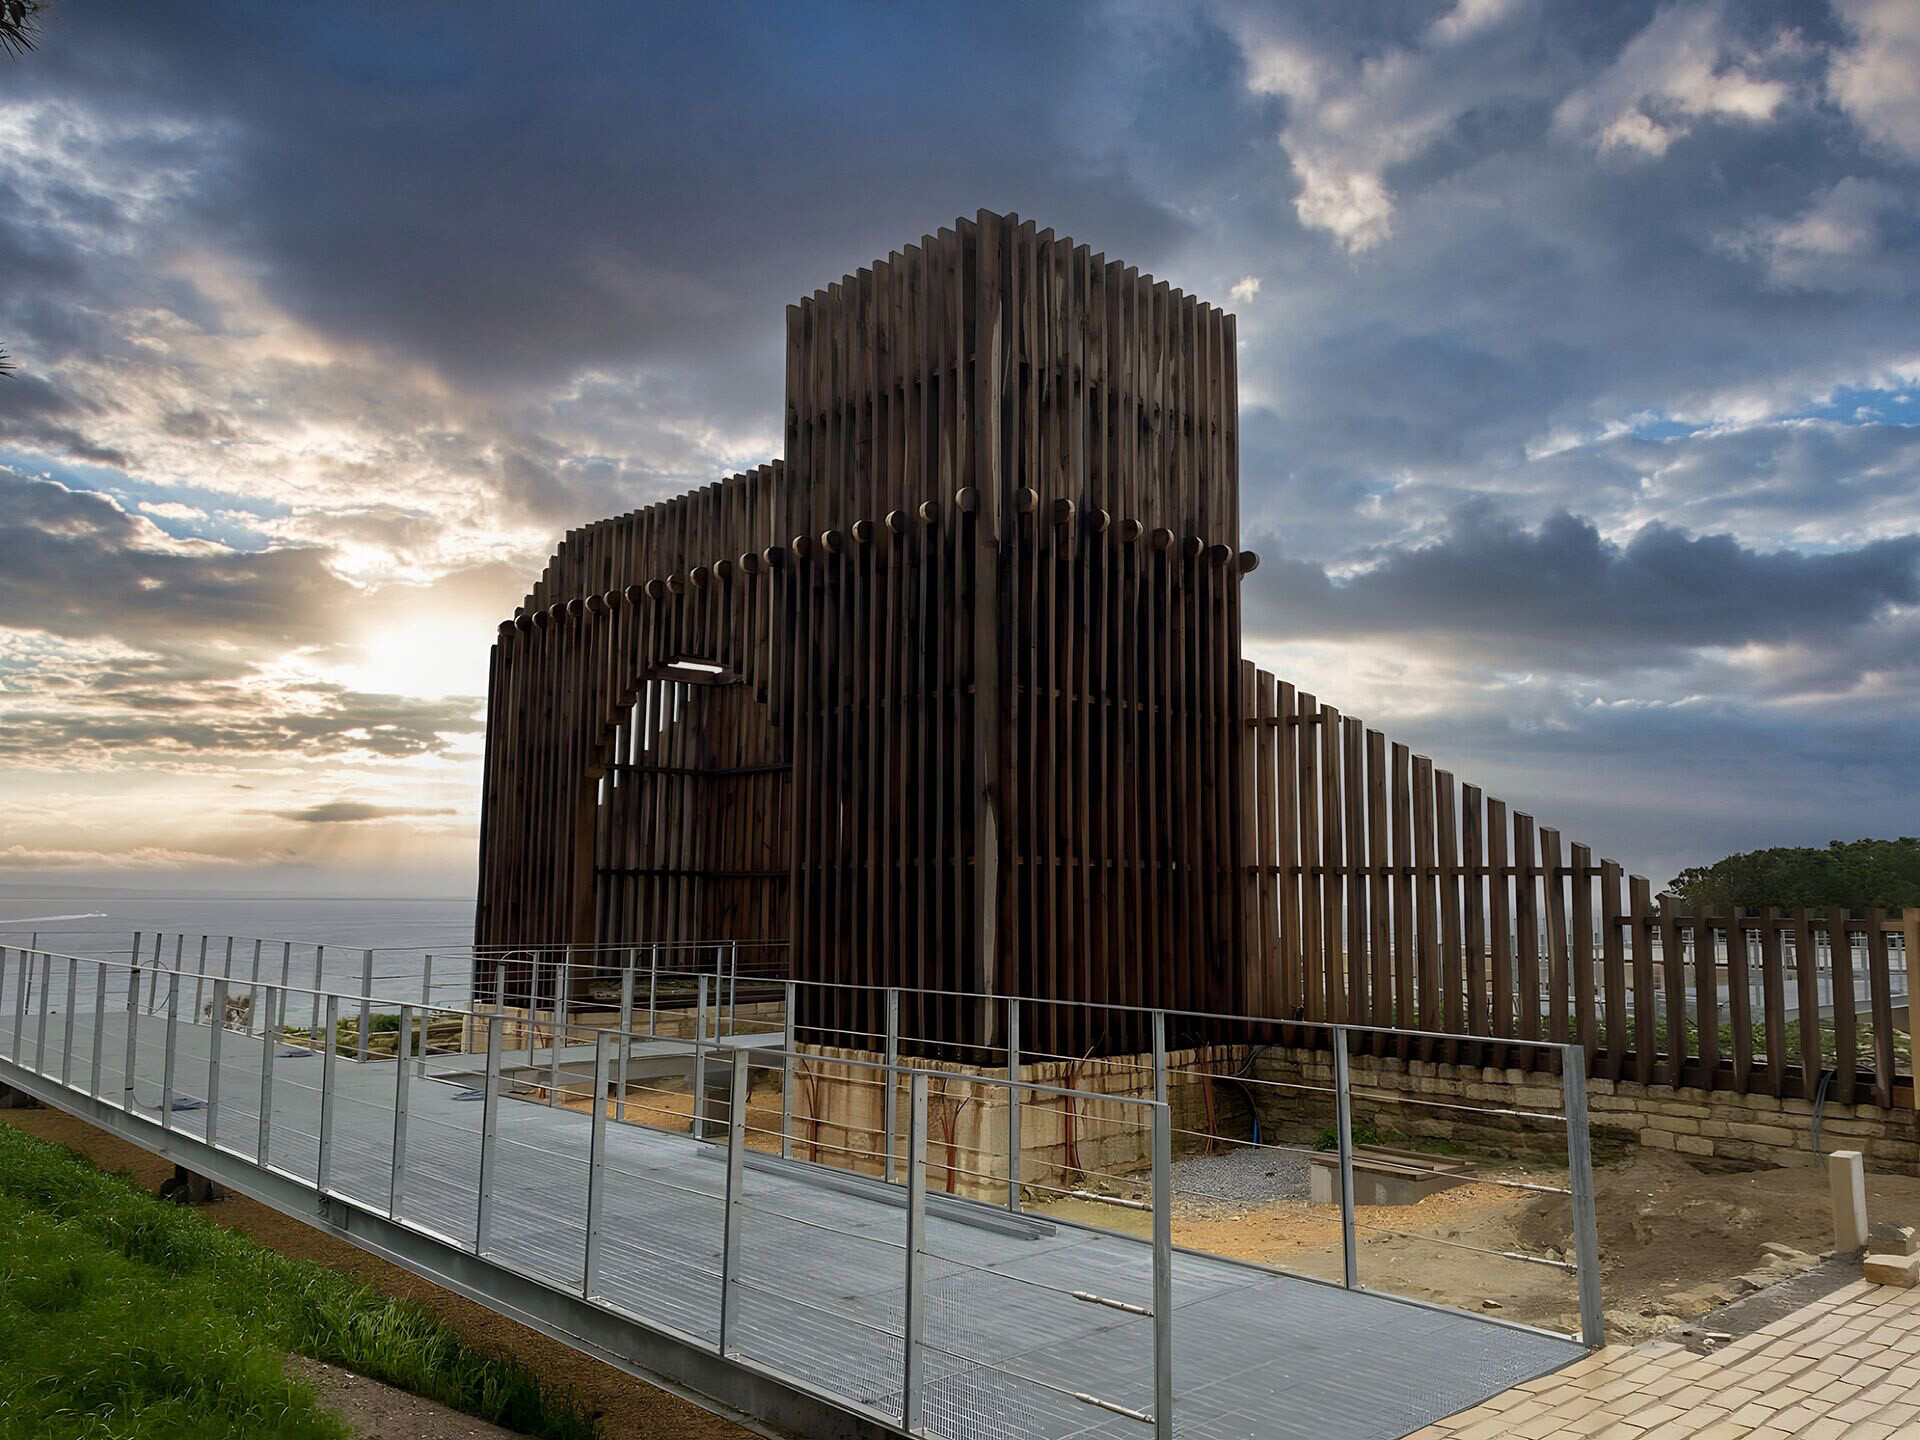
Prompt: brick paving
<box><xmin>1412</xmin><ymin>1278</ymin><xmax>1920</xmax><ymax>1439</ymax></box>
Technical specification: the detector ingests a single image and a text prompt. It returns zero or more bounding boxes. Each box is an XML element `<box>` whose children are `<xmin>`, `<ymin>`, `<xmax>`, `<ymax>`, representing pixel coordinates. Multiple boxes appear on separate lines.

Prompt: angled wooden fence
<box><xmin>1240</xmin><ymin>662</ymin><xmax>1919</xmax><ymax>1107</ymax></box>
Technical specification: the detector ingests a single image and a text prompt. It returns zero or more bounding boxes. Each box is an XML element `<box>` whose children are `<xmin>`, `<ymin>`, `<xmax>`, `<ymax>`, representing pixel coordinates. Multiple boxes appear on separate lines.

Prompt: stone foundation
<box><xmin>1247</xmin><ymin>1047</ymin><xmax>1920</xmax><ymax>1175</ymax></box>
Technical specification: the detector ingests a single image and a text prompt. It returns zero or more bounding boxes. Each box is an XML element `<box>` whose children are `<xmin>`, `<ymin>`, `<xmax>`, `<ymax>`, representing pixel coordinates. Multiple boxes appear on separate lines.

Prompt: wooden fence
<box><xmin>1241</xmin><ymin>664</ymin><xmax>1919</xmax><ymax>1107</ymax></box>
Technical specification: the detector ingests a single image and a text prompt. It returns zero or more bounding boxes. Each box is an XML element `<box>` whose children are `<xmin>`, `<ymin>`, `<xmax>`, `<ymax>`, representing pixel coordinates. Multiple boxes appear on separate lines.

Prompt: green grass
<box><xmin>0</xmin><ymin>1123</ymin><xmax>600</xmax><ymax>1440</ymax></box>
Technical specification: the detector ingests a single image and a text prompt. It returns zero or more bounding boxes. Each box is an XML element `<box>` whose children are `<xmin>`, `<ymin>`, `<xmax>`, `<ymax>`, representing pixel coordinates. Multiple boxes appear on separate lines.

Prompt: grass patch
<box><xmin>0</xmin><ymin>1123</ymin><xmax>599</xmax><ymax>1440</ymax></box>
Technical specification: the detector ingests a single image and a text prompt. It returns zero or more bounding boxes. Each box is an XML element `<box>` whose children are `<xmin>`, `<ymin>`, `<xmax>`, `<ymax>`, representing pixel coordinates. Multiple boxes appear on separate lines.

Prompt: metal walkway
<box><xmin>0</xmin><ymin>950</ymin><xmax>1584</xmax><ymax>1440</ymax></box>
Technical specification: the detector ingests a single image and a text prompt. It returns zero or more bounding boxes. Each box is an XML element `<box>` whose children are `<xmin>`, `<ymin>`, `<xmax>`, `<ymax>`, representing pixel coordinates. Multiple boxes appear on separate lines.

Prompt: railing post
<box><xmin>648</xmin><ymin>943</ymin><xmax>659</xmax><ymax>1038</ymax></box>
<box><xmin>617</xmin><ymin>965</ymin><xmax>634</xmax><ymax>1123</ymax></box>
<box><xmin>193</xmin><ymin>934</ymin><xmax>208</xmax><ymax>1022</ymax></box>
<box><xmin>1151</xmin><ymin>1099</ymin><xmax>1173</xmax><ymax>1440</ymax></box>
<box><xmin>422</xmin><ymin>952</ymin><xmax>434</xmax><ymax>1008</ymax></box>
<box><xmin>122</xmin><ymin>959</ymin><xmax>140</xmax><ymax>1110</ymax></box>
<box><xmin>317</xmin><ymin>995</ymin><xmax>340</xmax><ymax>1194</ymax></box>
<box><xmin>1334</xmin><ymin>1035</ymin><xmax>1358</xmax><ymax>1290</ymax></box>
<box><xmin>551</xmin><ymin>947</ymin><xmax>571</xmax><ymax>1102</ymax></box>
<box><xmin>1151</xmin><ymin>1008</ymin><xmax>1168</xmax><ymax>1104</ymax></box>
<box><xmin>161</xmin><ymin>961</ymin><xmax>181</xmax><ymax>1130</ymax></box>
<box><xmin>476</xmin><ymin>1014</ymin><xmax>502</xmax><ymax>1255</ymax></box>
<box><xmin>90</xmin><ymin>961</ymin><xmax>107</xmax><ymax>1099</ymax></box>
<box><xmin>390</xmin><ymin>1003</ymin><xmax>413</xmax><ymax>1217</ymax></box>
<box><xmin>35</xmin><ymin>950</ymin><xmax>52</xmax><ymax>1072</ymax></box>
<box><xmin>257</xmin><ymin>987</ymin><xmax>277</xmax><ymax>1166</ymax></box>
<box><xmin>728</xmin><ymin>939</ymin><xmax>740</xmax><ymax>1033</ymax></box>
<box><xmin>585</xmin><ymin>1030</ymin><xmax>612</xmax><ymax>1299</ymax></box>
<box><xmin>884</xmin><ymin>988</ymin><xmax>901</xmax><ymax>1184</ymax></box>
<box><xmin>693</xmin><ymin>973</ymin><xmax>709</xmax><ymax>1138</ymax></box>
<box><xmin>8</xmin><ymin>948</ymin><xmax>24</xmax><ymax>1062</ymax></box>
<box><xmin>61</xmin><ymin>955</ymin><xmax>78</xmax><ymax>1086</ymax></box>
<box><xmin>1007</xmin><ymin>997</ymin><xmax>1023</xmax><ymax>1211</ymax></box>
<box><xmin>903</xmin><ymin>1069</ymin><xmax>929</xmax><ymax>1433</ymax></box>
<box><xmin>358</xmin><ymin>948</ymin><xmax>374</xmax><ymax>1062</ymax></box>
<box><xmin>206</xmin><ymin>977</ymin><xmax>227</xmax><ymax>1147</ymax></box>
<box><xmin>250</xmin><ymin>937</ymin><xmax>263</xmax><ymax>990</ymax></box>
<box><xmin>492</xmin><ymin>961</ymin><xmax>506</xmax><ymax>1064</ymax></box>
<box><xmin>1563</xmin><ymin>1043</ymin><xmax>1606</xmax><ymax>1347</ymax></box>
<box><xmin>780</xmin><ymin>979</ymin><xmax>797</xmax><ymax>1161</ymax></box>
<box><xmin>312</xmin><ymin>943</ymin><xmax>325</xmax><ymax>1034</ymax></box>
<box><xmin>719</xmin><ymin>1047</ymin><xmax>749</xmax><ymax>1354</ymax></box>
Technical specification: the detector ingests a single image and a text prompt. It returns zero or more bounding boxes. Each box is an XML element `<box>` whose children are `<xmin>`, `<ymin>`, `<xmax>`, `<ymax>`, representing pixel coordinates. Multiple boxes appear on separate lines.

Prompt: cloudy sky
<box><xmin>1</xmin><ymin>0</ymin><xmax>1915</xmax><ymax>897</ymax></box>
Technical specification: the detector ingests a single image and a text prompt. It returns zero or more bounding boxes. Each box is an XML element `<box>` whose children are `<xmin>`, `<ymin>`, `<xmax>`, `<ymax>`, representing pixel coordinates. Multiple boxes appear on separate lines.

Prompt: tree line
<box><xmin>1670</xmin><ymin>837</ymin><xmax>1919</xmax><ymax>913</ymax></box>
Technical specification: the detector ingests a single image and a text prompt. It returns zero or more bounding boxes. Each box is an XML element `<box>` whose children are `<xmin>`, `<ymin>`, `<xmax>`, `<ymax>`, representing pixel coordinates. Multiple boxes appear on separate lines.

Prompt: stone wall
<box><xmin>1246</xmin><ymin>1047</ymin><xmax>1920</xmax><ymax>1175</ymax></box>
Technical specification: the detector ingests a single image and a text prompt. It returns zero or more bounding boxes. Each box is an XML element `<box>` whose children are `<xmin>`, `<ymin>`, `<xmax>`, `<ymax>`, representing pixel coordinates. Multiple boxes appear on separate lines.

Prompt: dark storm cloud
<box><xmin>1246</xmin><ymin>505</ymin><xmax>1920</xmax><ymax>672</ymax></box>
<box><xmin>272</xmin><ymin>802</ymin><xmax>457</xmax><ymax>824</ymax></box>
<box><xmin>0</xmin><ymin>470</ymin><xmax>349</xmax><ymax>648</ymax></box>
<box><xmin>7</xmin><ymin>1</ymin><xmax>1190</xmax><ymax>400</ymax></box>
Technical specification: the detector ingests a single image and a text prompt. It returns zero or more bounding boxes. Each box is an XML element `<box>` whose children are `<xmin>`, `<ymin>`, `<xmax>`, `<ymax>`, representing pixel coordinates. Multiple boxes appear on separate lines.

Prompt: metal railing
<box><xmin>0</xmin><ymin>943</ymin><xmax>1186</xmax><ymax>1437</ymax></box>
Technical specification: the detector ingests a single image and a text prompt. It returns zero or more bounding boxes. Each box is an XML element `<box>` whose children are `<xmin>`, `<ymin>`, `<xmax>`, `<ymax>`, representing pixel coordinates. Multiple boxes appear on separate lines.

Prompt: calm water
<box><xmin>0</xmin><ymin>892</ymin><xmax>476</xmax><ymax>1011</ymax></box>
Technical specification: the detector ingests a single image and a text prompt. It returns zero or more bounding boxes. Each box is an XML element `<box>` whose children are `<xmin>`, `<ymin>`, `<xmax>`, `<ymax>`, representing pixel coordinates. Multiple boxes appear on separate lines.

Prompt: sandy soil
<box><xmin>0</xmin><ymin>1108</ymin><xmax>751</xmax><ymax>1440</ymax></box>
<box><xmin>1035</xmin><ymin>1144</ymin><xmax>1920</xmax><ymax>1339</ymax></box>
<box><xmin>288</xmin><ymin>1356</ymin><xmax>527</xmax><ymax>1440</ymax></box>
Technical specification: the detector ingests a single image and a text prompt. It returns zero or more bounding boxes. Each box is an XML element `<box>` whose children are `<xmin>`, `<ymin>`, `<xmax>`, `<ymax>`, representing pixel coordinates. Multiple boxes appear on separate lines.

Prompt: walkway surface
<box><xmin>1412</xmin><ymin>1277</ymin><xmax>1920</xmax><ymax>1439</ymax></box>
<box><xmin>2</xmin><ymin>1000</ymin><xmax>1584</xmax><ymax>1439</ymax></box>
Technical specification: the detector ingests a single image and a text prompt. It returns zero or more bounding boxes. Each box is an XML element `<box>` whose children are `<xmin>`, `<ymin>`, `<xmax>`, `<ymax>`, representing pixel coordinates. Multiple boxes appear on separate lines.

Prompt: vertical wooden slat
<box><xmin>1830</xmin><ymin>908</ymin><xmax>1857</xmax><ymax>1105</ymax></box>
<box><xmin>1760</xmin><ymin>907</ymin><xmax>1788</xmax><ymax>1098</ymax></box>
<box><xmin>1867</xmin><ymin>909</ymin><xmax>1894</xmax><ymax>1109</ymax></box>
<box><xmin>1726</xmin><ymin>908</ymin><xmax>1753</xmax><ymax>1095</ymax></box>
<box><xmin>1630</xmin><ymin>875</ymin><xmax>1655</xmax><ymax>1086</ymax></box>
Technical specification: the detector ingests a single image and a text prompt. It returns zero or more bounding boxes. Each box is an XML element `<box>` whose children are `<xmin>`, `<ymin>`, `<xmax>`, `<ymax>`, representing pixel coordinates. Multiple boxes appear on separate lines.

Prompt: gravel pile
<box><xmin>1171</xmin><ymin>1141</ymin><xmax>1313</xmax><ymax>1211</ymax></box>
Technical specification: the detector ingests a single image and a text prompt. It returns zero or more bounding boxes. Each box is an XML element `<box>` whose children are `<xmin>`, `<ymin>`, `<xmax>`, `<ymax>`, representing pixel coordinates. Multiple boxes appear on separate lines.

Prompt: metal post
<box><xmin>476</xmin><ymin>1015</ymin><xmax>503</xmax><ymax>1255</ymax></box>
<box><xmin>1563</xmin><ymin>1043</ymin><xmax>1606</xmax><ymax>1347</ymax></box>
<box><xmin>1151</xmin><ymin>1101</ymin><xmax>1173</xmax><ymax>1440</ymax></box>
<box><xmin>193</xmin><ymin>934</ymin><xmax>208</xmax><ymax>1021</ymax></box>
<box><xmin>617</xmin><ymin>966</ymin><xmax>634</xmax><ymax>1123</ymax></box>
<box><xmin>91</xmin><ymin>961</ymin><xmax>107</xmax><ymax>1099</ymax></box>
<box><xmin>317</xmin><ymin>995</ymin><xmax>339</xmax><ymax>1194</ymax></box>
<box><xmin>584</xmin><ymin>1031</ymin><xmax>612</xmax><ymax>1298</ymax></box>
<box><xmin>693</xmin><ymin>973</ymin><xmax>710</xmax><ymax>1138</ymax></box>
<box><xmin>358</xmin><ymin>948</ymin><xmax>374</xmax><ymax>1062</ymax></box>
<box><xmin>1334</xmin><ymin>1036</ymin><xmax>1358</xmax><ymax>1290</ymax></box>
<box><xmin>0</xmin><ymin>950</ymin><xmax>9</xmax><ymax>1051</ymax></box>
<box><xmin>648</xmin><ymin>944</ymin><xmax>659</xmax><ymax>1038</ymax></box>
<box><xmin>1151</xmin><ymin>1008</ymin><xmax>1168</xmax><ymax>1104</ymax></box>
<box><xmin>257</xmin><ymin>987</ymin><xmax>277</xmax><ymax>1166</ymax></box>
<box><xmin>35</xmin><ymin>950</ymin><xmax>52</xmax><ymax>1073</ymax></box>
<box><xmin>390</xmin><ymin>1003</ymin><xmax>413</xmax><ymax>1217</ymax></box>
<box><xmin>728</xmin><ymin>939</ymin><xmax>739</xmax><ymax>1033</ymax></box>
<box><xmin>8</xmin><ymin>948</ymin><xmax>24</xmax><ymax>1062</ymax></box>
<box><xmin>525</xmin><ymin>957</ymin><xmax>539</xmax><ymax>1069</ymax></box>
<box><xmin>549</xmin><ymin>949</ymin><xmax>569</xmax><ymax>1103</ymax></box>
<box><xmin>422</xmin><ymin>952</ymin><xmax>434</xmax><ymax>1008</ymax></box>
<box><xmin>223</xmin><ymin>934</ymin><xmax>234</xmax><ymax>984</ymax></box>
<box><xmin>161</xmin><ymin>962</ymin><xmax>181</xmax><ymax>1131</ymax></box>
<box><xmin>122</xmin><ymin>960</ymin><xmax>140</xmax><ymax>1109</ymax></box>
<box><xmin>131</xmin><ymin>931</ymin><xmax>142</xmax><ymax>985</ymax></box>
<box><xmin>312</xmin><ymin>943</ymin><xmax>325</xmax><ymax>1035</ymax></box>
<box><xmin>718</xmin><ymin>1047</ymin><xmax>749</xmax><ymax>1354</ymax></box>
<box><xmin>884</xmin><ymin>988</ymin><xmax>901</xmax><ymax>1184</ymax></box>
<box><xmin>903</xmin><ymin>1069</ymin><xmax>929</xmax><ymax>1432</ymax></box>
<box><xmin>780</xmin><ymin>979</ymin><xmax>796</xmax><ymax>1160</ymax></box>
<box><xmin>249</xmin><ymin>939</ymin><xmax>263</xmax><ymax>1032</ymax></box>
<box><xmin>279</xmin><ymin>940</ymin><xmax>292</xmax><ymax>997</ymax></box>
<box><xmin>1007</xmin><ymin>997</ymin><xmax>1023</xmax><ymax>1211</ymax></box>
<box><xmin>206</xmin><ymin>978</ymin><xmax>227</xmax><ymax>1148</ymax></box>
<box><xmin>61</xmin><ymin>955</ymin><xmax>78</xmax><ymax>1086</ymax></box>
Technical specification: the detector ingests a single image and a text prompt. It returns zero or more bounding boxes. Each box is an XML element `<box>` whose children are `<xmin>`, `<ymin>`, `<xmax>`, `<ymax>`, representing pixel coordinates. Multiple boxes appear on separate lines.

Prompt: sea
<box><xmin>0</xmin><ymin>889</ymin><xmax>477</xmax><ymax>1011</ymax></box>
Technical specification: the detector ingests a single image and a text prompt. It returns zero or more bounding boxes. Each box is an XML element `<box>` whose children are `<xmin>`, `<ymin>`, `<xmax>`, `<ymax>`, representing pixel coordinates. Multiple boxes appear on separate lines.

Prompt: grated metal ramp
<box><xmin>0</xmin><ymin>1009</ymin><xmax>1580</xmax><ymax>1439</ymax></box>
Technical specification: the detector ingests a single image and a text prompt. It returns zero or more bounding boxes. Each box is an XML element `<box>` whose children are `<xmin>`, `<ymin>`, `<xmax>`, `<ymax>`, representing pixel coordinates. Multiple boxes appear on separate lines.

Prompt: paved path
<box><xmin>1414</xmin><ymin>1277</ymin><xmax>1920</xmax><ymax>1439</ymax></box>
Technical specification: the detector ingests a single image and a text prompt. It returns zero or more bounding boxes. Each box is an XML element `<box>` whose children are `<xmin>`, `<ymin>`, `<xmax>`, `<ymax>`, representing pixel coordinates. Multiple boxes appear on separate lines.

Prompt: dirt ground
<box><xmin>288</xmin><ymin>1356</ymin><xmax>526</xmax><ymax>1440</ymax></box>
<box><xmin>0</xmin><ymin>1108</ymin><xmax>752</xmax><ymax>1440</ymax></box>
<box><xmin>1035</xmin><ymin>1144</ymin><xmax>1920</xmax><ymax>1340</ymax></box>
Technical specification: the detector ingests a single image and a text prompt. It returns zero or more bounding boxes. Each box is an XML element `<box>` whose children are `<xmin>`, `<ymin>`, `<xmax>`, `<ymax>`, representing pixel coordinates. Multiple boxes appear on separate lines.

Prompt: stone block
<box><xmin>1644</xmin><ymin>1114</ymin><xmax>1701</xmax><ymax>1134</ymax></box>
<box><xmin>1641</xmin><ymin>1128</ymin><xmax>1677</xmax><ymax>1150</ymax></box>
<box><xmin>1864</xmin><ymin>1252</ymin><xmax>1920</xmax><ymax>1287</ymax></box>
<box><xmin>1871</xmin><ymin>1221</ymin><xmax>1920</xmax><ymax>1256</ymax></box>
<box><xmin>1726</xmin><ymin>1121</ymin><xmax>1795</xmax><ymax>1147</ymax></box>
<box><xmin>1675</xmin><ymin>1134</ymin><xmax>1716</xmax><ymax>1157</ymax></box>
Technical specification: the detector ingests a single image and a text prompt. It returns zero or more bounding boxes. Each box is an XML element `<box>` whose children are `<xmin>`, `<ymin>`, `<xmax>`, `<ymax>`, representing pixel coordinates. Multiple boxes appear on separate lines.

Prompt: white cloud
<box><xmin>1225</xmin><ymin>0</ymin><xmax>1547</xmax><ymax>252</ymax></box>
<box><xmin>1829</xmin><ymin>0</ymin><xmax>1920</xmax><ymax>161</ymax></box>
<box><xmin>1229</xmin><ymin>275</ymin><xmax>1262</xmax><ymax>304</ymax></box>
<box><xmin>137</xmin><ymin>500</ymin><xmax>208</xmax><ymax>523</ymax></box>
<box><xmin>1555</xmin><ymin>3</ymin><xmax>1795</xmax><ymax>159</ymax></box>
<box><xmin>1723</xmin><ymin>177</ymin><xmax>1911</xmax><ymax>293</ymax></box>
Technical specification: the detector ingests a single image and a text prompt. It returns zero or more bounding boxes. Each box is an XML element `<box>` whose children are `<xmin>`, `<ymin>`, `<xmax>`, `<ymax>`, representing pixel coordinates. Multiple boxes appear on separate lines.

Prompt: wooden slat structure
<box><xmin>477</xmin><ymin>211</ymin><xmax>1251</xmax><ymax>1054</ymax></box>
<box><xmin>477</xmin><ymin>209</ymin><xmax>1918</xmax><ymax>1097</ymax></box>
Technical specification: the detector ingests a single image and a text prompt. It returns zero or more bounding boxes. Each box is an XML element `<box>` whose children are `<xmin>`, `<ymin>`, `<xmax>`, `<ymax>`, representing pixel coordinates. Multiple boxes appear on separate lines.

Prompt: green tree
<box><xmin>1</xmin><ymin>0</ymin><xmax>47</xmax><ymax>56</ymax></box>
<box><xmin>1669</xmin><ymin>837</ymin><xmax>1920</xmax><ymax>913</ymax></box>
